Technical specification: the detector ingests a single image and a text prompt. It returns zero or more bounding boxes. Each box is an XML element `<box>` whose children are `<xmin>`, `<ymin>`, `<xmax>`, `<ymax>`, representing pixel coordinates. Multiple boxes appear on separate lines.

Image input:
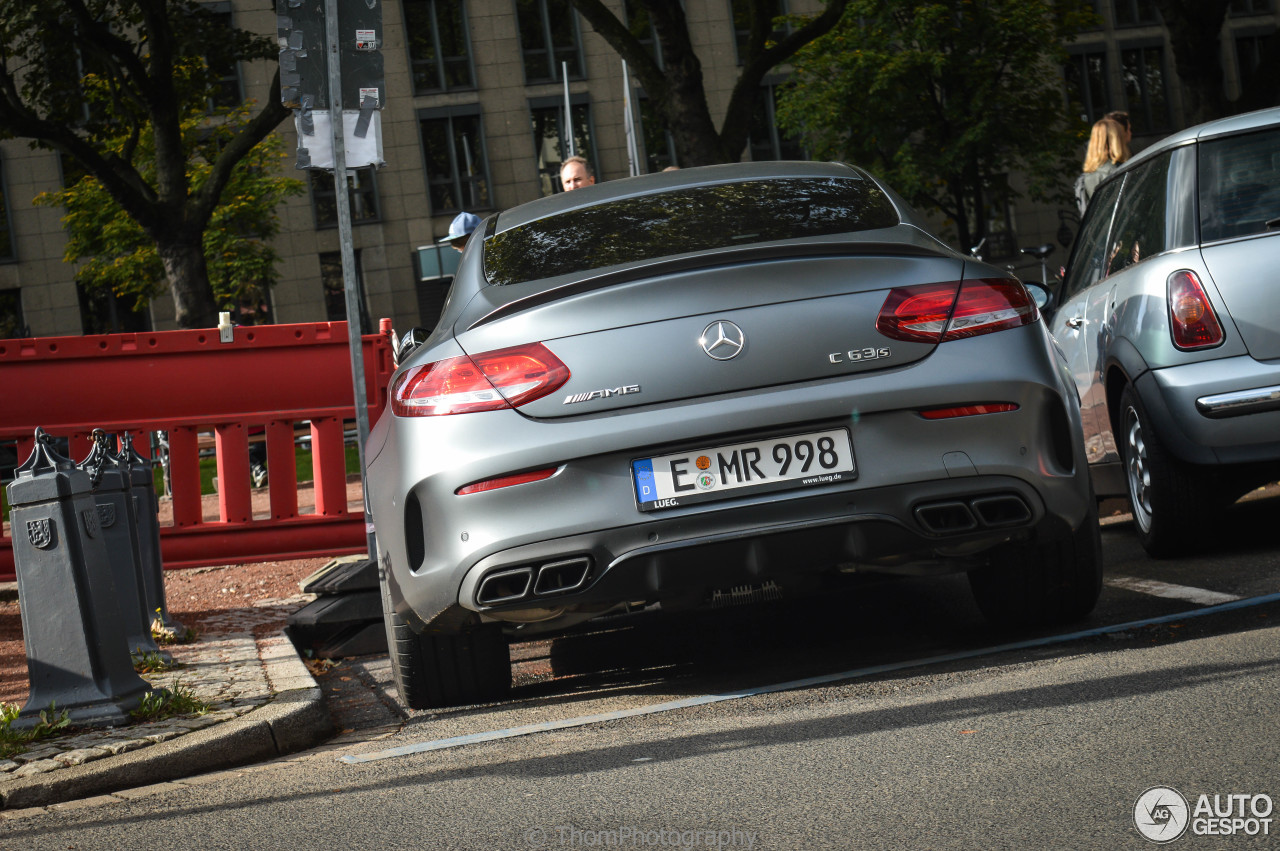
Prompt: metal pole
<box><xmin>622</xmin><ymin>60</ymin><xmax>640</xmax><ymax>177</ymax></box>
<box><xmin>562</xmin><ymin>61</ymin><xmax>574</xmax><ymax>158</ymax></box>
<box><xmin>324</xmin><ymin>0</ymin><xmax>376</xmax><ymax>557</ymax></box>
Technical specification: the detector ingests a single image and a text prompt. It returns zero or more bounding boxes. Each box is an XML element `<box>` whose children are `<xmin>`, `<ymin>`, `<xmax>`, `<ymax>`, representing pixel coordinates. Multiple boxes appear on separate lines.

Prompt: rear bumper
<box><xmin>1141</xmin><ymin>356</ymin><xmax>1280</xmax><ymax>464</ymax></box>
<box><xmin>455</xmin><ymin>474</ymin><xmax>1074</xmax><ymax>619</ymax></box>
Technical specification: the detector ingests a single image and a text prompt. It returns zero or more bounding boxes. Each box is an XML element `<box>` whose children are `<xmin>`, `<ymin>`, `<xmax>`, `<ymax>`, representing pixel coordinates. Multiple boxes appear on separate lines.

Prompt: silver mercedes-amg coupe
<box><xmin>365</xmin><ymin>161</ymin><xmax>1102</xmax><ymax>709</ymax></box>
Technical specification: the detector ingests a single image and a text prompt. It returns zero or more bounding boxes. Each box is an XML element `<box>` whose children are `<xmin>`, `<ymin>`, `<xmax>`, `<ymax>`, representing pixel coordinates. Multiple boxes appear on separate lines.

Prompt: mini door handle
<box><xmin>1065</xmin><ymin>316</ymin><xmax>1085</xmax><ymax>329</ymax></box>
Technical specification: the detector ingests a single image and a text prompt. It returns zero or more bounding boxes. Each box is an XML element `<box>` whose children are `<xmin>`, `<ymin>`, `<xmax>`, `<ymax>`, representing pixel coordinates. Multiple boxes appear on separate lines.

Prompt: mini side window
<box><xmin>1106</xmin><ymin>152</ymin><xmax>1172</xmax><ymax>275</ymax></box>
<box><xmin>1061</xmin><ymin>176</ymin><xmax>1124</xmax><ymax>301</ymax></box>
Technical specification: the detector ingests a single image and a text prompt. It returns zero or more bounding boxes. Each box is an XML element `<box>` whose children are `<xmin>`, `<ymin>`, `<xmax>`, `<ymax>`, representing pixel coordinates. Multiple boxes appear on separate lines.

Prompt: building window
<box><xmin>516</xmin><ymin>0</ymin><xmax>583</xmax><ymax>83</ymax></box>
<box><xmin>530</xmin><ymin>98</ymin><xmax>596</xmax><ymax>196</ymax></box>
<box><xmin>748</xmin><ymin>83</ymin><xmax>805</xmax><ymax>162</ymax></box>
<box><xmin>731</xmin><ymin>0</ymin><xmax>789</xmax><ymax>64</ymax></box>
<box><xmin>76</xmin><ymin>284</ymin><xmax>152</xmax><ymax>335</ymax></box>
<box><xmin>320</xmin><ymin>250</ymin><xmax>371</xmax><ymax>334</ymax></box>
<box><xmin>0</xmin><ymin>289</ymin><xmax>24</xmax><ymax>338</ymax></box>
<box><xmin>403</xmin><ymin>0</ymin><xmax>474</xmax><ymax>95</ymax></box>
<box><xmin>1113</xmin><ymin>0</ymin><xmax>1160</xmax><ymax>27</ymax></box>
<box><xmin>1234</xmin><ymin>31</ymin><xmax>1273</xmax><ymax>95</ymax></box>
<box><xmin>203</xmin><ymin>3</ymin><xmax>242</xmax><ymax>111</ymax></box>
<box><xmin>0</xmin><ymin>154</ymin><xmax>13</xmax><ymax>262</ymax></box>
<box><xmin>1230</xmin><ymin>0</ymin><xmax>1272</xmax><ymax>15</ymax></box>
<box><xmin>1065</xmin><ymin>49</ymin><xmax>1111</xmax><ymax>124</ymax></box>
<box><xmin>310</xmin><ymin>167</ymin><xmax>381</xmax><ymax>229</ymax></box>
<box><xmin>1121</xmin><ymin>44</ymin><xmax>1172</xmax><ymax>134</ymax></box>
<box><xmin>419</xmin><ymin>107</ymin><xmax>492</xmax><ymax>213</ymax></box>
<box><xmin>624</xmin><ymin>0</ymin><xmax>663</xmax><ymax>67</ymax></box>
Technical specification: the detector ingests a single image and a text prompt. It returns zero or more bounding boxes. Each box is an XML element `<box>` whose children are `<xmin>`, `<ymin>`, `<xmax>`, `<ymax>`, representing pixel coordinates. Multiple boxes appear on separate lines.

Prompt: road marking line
<box><xmin>337</xmin><ymin>590</ymin><xmax>1280</xmax><ymax>766</ymax></box>
<box><xmin>1106</xmin><ymin>576</ymin><xmax>1242</xmax><ymax>605</ymax></box>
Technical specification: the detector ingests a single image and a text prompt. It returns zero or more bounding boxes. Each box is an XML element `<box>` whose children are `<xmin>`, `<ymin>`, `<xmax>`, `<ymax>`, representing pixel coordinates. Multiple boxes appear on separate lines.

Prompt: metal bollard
<box><xmin>6</xmin><ymin>428</ymin><xmax>150</xmax><ymax>727</ymax></box>
<box><xmin>80</xmin><ymin>429</ymin><xmax>169</xmax><ymax>663</ymax></box>
<box><xmin>121</xmin><ymin>432</ymin><xmax>182</xmax><ymax>634</ymax></box>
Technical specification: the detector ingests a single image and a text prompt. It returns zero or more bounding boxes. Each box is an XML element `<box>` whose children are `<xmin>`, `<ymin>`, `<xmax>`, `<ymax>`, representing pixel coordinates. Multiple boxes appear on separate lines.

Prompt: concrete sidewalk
<box><xmin>0</xmin><ymin>601</ymin><xmax>336</xmax><ymax>812</ymax></box>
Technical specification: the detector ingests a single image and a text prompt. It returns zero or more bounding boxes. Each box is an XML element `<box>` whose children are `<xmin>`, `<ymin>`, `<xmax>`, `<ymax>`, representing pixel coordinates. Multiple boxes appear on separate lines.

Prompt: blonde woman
<box><xmin>1075</xmin><ymin>118</ymin><xmax>1131</xmax><ymax>214</ymax></box>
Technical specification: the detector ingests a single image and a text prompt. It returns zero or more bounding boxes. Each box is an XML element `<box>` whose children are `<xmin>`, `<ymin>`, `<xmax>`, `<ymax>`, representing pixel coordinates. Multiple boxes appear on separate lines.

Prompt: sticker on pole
<box><xmin>359</xmin><ymin>87</ymin><xmax>380</xmax><ymax>108</ymax></box>
<box><xmin>355</xmin><ymin>29</ymin><xmax>377</xmax><ymax>51</ymax></box>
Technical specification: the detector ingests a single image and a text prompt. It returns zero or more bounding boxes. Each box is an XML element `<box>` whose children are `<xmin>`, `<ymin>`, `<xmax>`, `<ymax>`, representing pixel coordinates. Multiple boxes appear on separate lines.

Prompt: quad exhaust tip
<box><xmin>476</xmin><ymin>556</ymin><xmax>593</xmax><ymax>606</ymax></box>
<box><xmin>913</xmin><ymin>494</ymin><xmax>1032</xmax><ymax>535</ymax></box>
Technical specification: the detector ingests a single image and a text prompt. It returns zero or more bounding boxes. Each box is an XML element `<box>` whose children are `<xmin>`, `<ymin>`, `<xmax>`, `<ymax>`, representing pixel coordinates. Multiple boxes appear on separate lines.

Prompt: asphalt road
<box><xmin>3</xmin><ymin>492</ymin><xmax>1278</xmax><ymax>850</ymax></box>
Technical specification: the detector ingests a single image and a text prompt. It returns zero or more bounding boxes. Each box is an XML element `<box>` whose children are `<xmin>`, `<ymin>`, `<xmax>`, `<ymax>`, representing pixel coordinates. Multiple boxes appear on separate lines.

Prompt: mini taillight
<box><xmin>392</xmin><ymin>342</ymin><xmax>570</xmax><ymax>416</ymax></box>
<box><xmin>876</xmin><ymin>279</ymin><xmax>1038</xmax><ymax>344</ymax></box>
<box><xmin>456</xmin><ymin>468</ymin><xmax>558</xmax><ymax>495</ymax></box>
<box><xmin>919</xmin><ymin>403</ymin><xmax>1020</xmax><ymax>420</ymax></box>
<box><xmin>1168</xmin><ymin>270</ymin><xmax>1224</xmax><ymax>350</ymax></box>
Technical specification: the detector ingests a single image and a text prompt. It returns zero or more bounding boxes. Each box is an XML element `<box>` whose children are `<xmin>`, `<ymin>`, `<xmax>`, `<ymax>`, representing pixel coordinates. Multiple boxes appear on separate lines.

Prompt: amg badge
<box><xmin>563</xmin><ymin>384</ymin><xmax>642</xmax><ymax>405</ymax></box>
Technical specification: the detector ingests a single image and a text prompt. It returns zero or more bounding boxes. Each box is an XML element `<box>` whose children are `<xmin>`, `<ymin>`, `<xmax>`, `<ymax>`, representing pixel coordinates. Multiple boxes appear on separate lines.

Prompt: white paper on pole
<box><xmin>296</xmin><ymin>109</ymin><xmax>385</xmax><ymax>170</ymax></box>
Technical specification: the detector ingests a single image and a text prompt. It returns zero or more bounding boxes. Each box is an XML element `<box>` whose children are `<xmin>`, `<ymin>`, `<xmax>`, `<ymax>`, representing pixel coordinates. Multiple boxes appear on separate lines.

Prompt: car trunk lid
<box><xmin>453</xmin><ymin>247</ymin><xmax>965</xmax><ymax>419</ymax></box>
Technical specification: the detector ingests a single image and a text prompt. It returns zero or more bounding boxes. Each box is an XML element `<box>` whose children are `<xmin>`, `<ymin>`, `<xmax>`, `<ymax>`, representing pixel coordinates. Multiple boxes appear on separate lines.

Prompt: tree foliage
<box><xmin>35</xmin><ymin>91</ymin><xmax>303</xmax><ymax>324</ymax></box>
<box><xmin>567</xmin><ymin>0</ymin><xmax>849</xmax><ymax>166</ymax></box>
<box><xmin>776</xmin><ymin>0</ymin><xmax>1097</xmax><ymax>252</ymax></box>
<box><xmin>0</xmin><ymin>0</ymin><xmax>290</xmax><ymax>328</ymax></box>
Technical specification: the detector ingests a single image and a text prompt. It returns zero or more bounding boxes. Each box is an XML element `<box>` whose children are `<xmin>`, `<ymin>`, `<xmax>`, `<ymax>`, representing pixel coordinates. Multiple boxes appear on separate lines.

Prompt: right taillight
<box><xmin>876</xmin><ymin>278</ymin><xmax>1038</xmax><ymax>344</ymax></box>
<box><xmin>1167</xmin><ymin>270</ymin><xmax>1224</xmax><ymax>350</ymax></box>
<box><xmin>392</xmin><ymin>342</ymin><xmax>570</xmax><ymax>416</ymax></box>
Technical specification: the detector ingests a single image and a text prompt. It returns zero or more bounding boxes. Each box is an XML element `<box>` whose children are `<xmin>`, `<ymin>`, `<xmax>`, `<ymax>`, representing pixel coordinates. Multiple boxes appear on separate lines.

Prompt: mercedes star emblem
<box><xmin>700</xmin><ymin>321</ymin><xmax>746</xmax><ymax>361</ymax></box>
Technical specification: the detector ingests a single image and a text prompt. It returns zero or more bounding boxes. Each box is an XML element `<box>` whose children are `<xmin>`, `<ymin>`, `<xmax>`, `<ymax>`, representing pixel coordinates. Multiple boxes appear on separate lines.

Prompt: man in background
<box><xmin>560</xmin><ymin>156</ymin><xmax>595</xmax><ymax>191</ymax></box>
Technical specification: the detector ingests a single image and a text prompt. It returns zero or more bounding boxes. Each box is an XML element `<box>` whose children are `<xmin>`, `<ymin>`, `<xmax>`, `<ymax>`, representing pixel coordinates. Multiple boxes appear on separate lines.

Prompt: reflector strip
<box><xmin>918</xmin><ymin>403</ymin><xmax>1019</xmax><ymax>420</ymax></box>
<box><xmin>456</xmin><ymin>468</ymin><xmax>558</xmax><ymax>495</ymax></box>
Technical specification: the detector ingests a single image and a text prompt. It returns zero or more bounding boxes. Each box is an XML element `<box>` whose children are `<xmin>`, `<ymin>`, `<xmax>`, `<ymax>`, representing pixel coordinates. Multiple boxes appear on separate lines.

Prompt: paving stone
<box><xmin>13</xmin><ymin>759</ymin><xmax>61</xmax><ymax>778</ymax></box>
<box><xmin>54</xmin><ymin>747</ymin><xmax>110</xmax><ymax>766</ymax></box>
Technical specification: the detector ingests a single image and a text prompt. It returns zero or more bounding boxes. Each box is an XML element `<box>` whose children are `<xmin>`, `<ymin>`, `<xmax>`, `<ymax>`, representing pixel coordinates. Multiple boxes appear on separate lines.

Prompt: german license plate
<box><xmin>632</xmin><ymin>428</ymin><xmax>856</xmax><ymax>511</ymax></box>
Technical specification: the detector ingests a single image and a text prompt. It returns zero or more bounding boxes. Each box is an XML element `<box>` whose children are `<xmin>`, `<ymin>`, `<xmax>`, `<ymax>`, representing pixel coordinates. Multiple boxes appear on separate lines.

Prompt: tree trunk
<box><xmin>157</xmin><ymin>239</ymin><xmax>219</xmax><ymax>329</ymax></box>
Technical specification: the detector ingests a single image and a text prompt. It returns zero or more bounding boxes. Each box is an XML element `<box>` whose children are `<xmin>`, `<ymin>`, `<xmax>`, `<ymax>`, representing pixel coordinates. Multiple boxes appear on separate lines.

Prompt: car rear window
<box><xmin>483</xmin><ymin>177</ymin><xmax>900</xmax><ymax>286</ymax></box>
<box><xmin>1199</xmin><ymin>124</ymin><xmax>1280</xmax><ymax>242</ymax></box>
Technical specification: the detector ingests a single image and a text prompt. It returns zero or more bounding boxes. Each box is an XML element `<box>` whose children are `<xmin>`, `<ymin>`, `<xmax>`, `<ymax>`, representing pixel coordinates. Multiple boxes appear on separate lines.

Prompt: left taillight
<box><xmin>876</xmin><ymin>279</ymin><xmax>1039</xmax><ymax>344</ymax></box>
<box><xmin>1167</xmin><ymin>270</ymin><xmax>1224</xmax><ymax>350</ymax></box>
<box><xmin>391</xmin><ymin>342</ymin><xmax>570</xmax><ymax>416</ymax></box>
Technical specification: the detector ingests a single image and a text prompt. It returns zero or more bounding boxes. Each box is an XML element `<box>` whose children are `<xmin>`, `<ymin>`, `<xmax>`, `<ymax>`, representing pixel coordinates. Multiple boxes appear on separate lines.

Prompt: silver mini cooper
<box><xmin>1041</xmin><ymin>106</ymin><xmax>1280</xmax><ymax>557</ymax></box>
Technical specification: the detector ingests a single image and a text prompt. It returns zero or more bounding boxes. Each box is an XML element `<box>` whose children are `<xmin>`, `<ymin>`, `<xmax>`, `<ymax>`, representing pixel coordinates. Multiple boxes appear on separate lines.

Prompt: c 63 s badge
<box><xmin>564</xmin><ymin>384</ymin><xmax>642</xmax><ymax>405</ymax></box>
<box><xmin>829</xmin><ymin>347</ymin><xmax>891</xmax><ymax>364</ymax></box>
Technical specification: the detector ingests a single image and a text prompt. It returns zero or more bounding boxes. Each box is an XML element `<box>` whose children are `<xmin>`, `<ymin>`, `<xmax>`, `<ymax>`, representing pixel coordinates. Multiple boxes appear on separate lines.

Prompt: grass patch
<box><xmin>130</xmin><ymin>685</ymin><xmax>211</xmax><ymax>723</ymax></box>
<box><xmin>0</xmin><ymin>702</ymin><xmax>71</xmax><ymax>759</ymax></box>
<box><xmin>131</xmin><ymin>649</ymin><xmax>181</xmax><ymax>674</ymax></box>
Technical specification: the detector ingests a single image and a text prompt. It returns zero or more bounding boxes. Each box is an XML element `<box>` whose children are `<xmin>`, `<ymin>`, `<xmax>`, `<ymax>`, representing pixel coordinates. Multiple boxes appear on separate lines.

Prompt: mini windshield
<box><xmin>483</xmin><ymin>177</ymin><xmax>900</xmax><ymax>286</ymax></box>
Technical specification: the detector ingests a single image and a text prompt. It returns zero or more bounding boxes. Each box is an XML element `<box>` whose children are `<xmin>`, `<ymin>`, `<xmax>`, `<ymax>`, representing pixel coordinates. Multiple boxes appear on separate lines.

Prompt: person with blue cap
<box><xmin>440</xmin><ymin>211</ymin><xmax>482</xmax><ymax>252</ymax></box>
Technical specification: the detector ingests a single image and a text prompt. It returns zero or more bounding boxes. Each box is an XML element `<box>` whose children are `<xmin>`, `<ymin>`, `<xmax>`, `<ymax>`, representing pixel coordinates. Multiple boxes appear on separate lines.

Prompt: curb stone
<box><xmin>0</xmin><ymin>629</ymin><xmax>335</xmax><ymax>811</ymax></box>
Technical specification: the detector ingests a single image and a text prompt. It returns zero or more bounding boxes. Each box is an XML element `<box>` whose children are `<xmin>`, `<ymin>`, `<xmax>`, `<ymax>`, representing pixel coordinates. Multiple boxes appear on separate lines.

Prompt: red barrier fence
<box><xmin>0</xmin><ymin>320</ymin><xmax>395</xmax><ymax>581</ymax></box>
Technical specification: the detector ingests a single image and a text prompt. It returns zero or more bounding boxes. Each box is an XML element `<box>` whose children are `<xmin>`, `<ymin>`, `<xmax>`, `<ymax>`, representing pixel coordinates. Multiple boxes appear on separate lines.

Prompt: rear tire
<box><xmin>968</xmin><ymin>500</ymin><xmax>1103</xmax><ymax>628</ymax></box>
<box><xmin>1118</xmin><ymin>385</ymin><xmax>1202</xmax><ymax>558</ymax></box>
<box><xmin>385</xmin><ymin>609</ymin><xmax>511</xmax><ymax>709</ymax></box>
